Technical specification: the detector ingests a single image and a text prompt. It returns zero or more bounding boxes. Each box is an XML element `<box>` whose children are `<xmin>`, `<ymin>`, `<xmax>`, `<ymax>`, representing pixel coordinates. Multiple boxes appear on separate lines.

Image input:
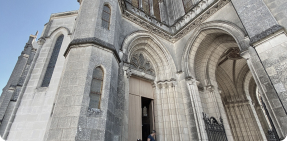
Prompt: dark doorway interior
<box><xmin>142</xmin><ymin>97</ymin><xmax>153</xmax><ymax>141</ymax></box>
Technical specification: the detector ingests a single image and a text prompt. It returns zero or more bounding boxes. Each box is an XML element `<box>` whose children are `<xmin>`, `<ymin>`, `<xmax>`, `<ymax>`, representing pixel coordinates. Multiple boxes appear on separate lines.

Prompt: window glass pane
<box><xmin>103</xmin><ymin>5</ymin><xmax>110</xmax><ymax>13</ymax></box>
<box><xmin>102</xmin><ymin>5</ymin><xmax>110</xmax><ymax>29</ymax></box>
<box><xmin>102</xmin><ymin>21</ymin><xmax>109</xmax><ymax>29</ymax></box>
<box><xmin>89</xmin><ymin>93</ymin><xmax>101</xmax><ymax>108</ymax></box>
<box><xmin>153</xmin><ymin>0</ymin><xmax>161</xmax><ymax>20</ymax></box>
<box><xmin>143</xmin><ymin>0</ymin><xmax>150</xmax><ymax>15</ymax></box>
<box><xmin>89</xmin><ymin>67</ymin><xmax>104</xmax><ymax>109</ymax></box>
<box><xmin>102</xmin><ymin>12</ymin><xmax>110</xmax><ymax>21</ymax></box>
<box><xmin>131</xmin><ymin>0</ymin><xmax>139</xmax><ymax>8</ymax></box>
<box><xmin>93</xmin><ymin>67</ymin><xmax>103</xmax><ymax>79</ymax></box>
<box><xmin>91</xmin><ymin>79</ymin><xmax>102</xmax><ymax>93</ymax></box>
<box><xmin>42</xmin><ymin>35</ymin><xmax>64</xmax><ymax>87</ymax></box>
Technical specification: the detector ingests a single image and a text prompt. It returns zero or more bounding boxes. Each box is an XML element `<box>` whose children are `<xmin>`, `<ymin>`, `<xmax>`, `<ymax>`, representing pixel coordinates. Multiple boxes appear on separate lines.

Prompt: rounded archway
<box><xmin>123</xmin><ymin>31</ymin><xmax>198</xmax><ymax>141</ymax></box>
<box><xmin>183</xmin><ymin>21</ymin><xmax>269</xmax><ymax>141</ymax></box>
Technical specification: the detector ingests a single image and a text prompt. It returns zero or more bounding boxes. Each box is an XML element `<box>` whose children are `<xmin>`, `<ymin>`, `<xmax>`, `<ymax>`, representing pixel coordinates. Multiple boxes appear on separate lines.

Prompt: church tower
<box><xmin>45</xmin><ymin>0</ymin><xmax>122</xmax><ymax>140</ymax></box>
<box><xmin>1</xmin><ymin>0</ymin><xmax>287</xmax><ymax>140</ymax></box>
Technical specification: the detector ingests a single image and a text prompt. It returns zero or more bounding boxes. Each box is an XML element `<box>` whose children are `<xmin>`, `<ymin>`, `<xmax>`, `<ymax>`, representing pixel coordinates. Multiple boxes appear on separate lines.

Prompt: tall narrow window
<box><xmin>102</xmin><ymin>5</ymin><xmax>111</xmax><ymax>29</ymax></box>
<box><xmin>41</xmin><ymin>35</ymin><xmax>64</xmax><ymax>87</ymax></box>
<box><xmin>131</xmin><ymin>0</ymin><xmax>139</xmax><ymax>8</ymax></box>
<box><xmin>89</xmin><ymin>67</ymin><xmax>104</xmax><ymax>109</ymax></box>
<box><xmin>153</xmin><ymin>0</ymin><xmax>160</xmax><ymax>20</ymax></box>
<box><xmin>143</xmin><ymin>0</ymin><xmax>150</xmax><ymax>15</ymax></box>
<box><xmin>182</xmin><ymin>0</ymin><xmax>193</xmax><ymax>13</ymax></box>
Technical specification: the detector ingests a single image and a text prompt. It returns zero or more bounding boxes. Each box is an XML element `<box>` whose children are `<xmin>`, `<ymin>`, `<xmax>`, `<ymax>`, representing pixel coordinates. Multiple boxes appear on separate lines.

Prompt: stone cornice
<box><xmin>120</xmin><ymin>0</ymin><xmax>230</xmax><ymax>42</ymax></box>
<box><xmin>50</xmin><ymin>10</ymin><xmax>78</xmax><ymax>20</ymax></box>
<box><xmin>65</xmin><ymin>37</ymin><xmax>121</xmax><ymax>62</ymax></box>
<box><xmin>250</xmin><ymin>24</ymin><xmax>284</xmax><ymax>45</ymax></box>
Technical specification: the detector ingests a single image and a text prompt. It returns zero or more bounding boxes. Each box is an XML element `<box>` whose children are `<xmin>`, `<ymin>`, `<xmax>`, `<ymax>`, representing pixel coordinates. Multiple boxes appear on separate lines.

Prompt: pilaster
<box><xmin>242</xmin><ymin>46</ymin><xmax>287</xmax><ymax>138</ymax></box>
<box><xmin>0</xmin><ymin>34</ymin><xmax>38</xmax><ymax>140</ymax></box>
<box><xmin>185</xmin><ymin>77</ymin><xmax>207</xmax><ymax>141</ymax></box>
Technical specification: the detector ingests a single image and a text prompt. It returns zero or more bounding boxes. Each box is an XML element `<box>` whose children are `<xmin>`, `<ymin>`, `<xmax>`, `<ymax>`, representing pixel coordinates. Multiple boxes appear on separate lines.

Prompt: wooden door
<box><xmin>128</xmin><ymin>94</ymin><xmax>142</xmax><ymax>141</ymax></box>
<box><xmin>149</xmin><ymin>100</ymin><xmax>155</xmax><ymax>132</ymax></box>
<box><xmin>129</xmin><ymin>76</ymin><xmax>154</xmax><ymax>141</ymax></box>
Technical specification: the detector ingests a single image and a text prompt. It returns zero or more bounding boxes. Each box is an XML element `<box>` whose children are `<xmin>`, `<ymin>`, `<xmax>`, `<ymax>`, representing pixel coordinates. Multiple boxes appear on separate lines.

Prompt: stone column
<box><xmin>139</xmin><ymin>0</ymin><xmax>143</xmax><ymax>10</ymax></box>
<box><xmin>158</xmin><ymin>0</ymin><xmax>167</xmax><ymax>23</ymax></box>
<box><xmin>245</xmin><ymin>103</ymin><xmax>267</xmax><ymax>140</ymax></box>
<box><xmin>155</xmin><ymin>79</ymin><xmax>191</xmax><ymax>141</ymax></box>
<box><xmin>246</xmin><ymin>97</ymin><xmax>268</xmax><ymax>140</ymax></box>
<box><xmin>154</xmin><ymin>83</ymin><xmax>165</xmax><ymax>141</ymax></box>
<box><xmin>205</xmin><ymin>85</ymin><xmax>220</xmax><ymax>118</ymax></box>
<box><xmin>232</xmin><ymin>1</ymin><xmax>287</xmax><ymax>137</ymax></box>
<box><xmin>121</xmin><ymin>66</ymin><xmax>131</xmax><ymax>141</ymax></box>
<box><xmin>186</xmin><ymin>78</ymin><xmax>207</xmax><ymax>141</ymax></box>
<box><xmin>149</xmin><ymin>0</ymin><xmax>155</xmax><ymax>17</ymax></box>
<box><xmin>205</xmin><ymin>85</ymin><xmax>234</xmax><ymax>141</ymax></box>
<box><xmin>241</xmin><ymin>47</ymin><xmax>287</xmax><ymax>138</ymax></box>
<box><xmin>225</xmin><ymin>105</ymin><xmax>239</xmax><ymax>140</ymax></box>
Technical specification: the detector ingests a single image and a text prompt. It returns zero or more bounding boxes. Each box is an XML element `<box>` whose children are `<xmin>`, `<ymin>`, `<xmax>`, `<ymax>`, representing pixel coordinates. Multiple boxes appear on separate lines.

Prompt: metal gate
<box><xmin>261</xmin><ymin>97</ymin><xmax>280</xmax><ymax>141</ymax></box>
<box><xmin>203</xmin><ymin>113</ymin><xmax>228</xmax><ymax>141</ymax></box>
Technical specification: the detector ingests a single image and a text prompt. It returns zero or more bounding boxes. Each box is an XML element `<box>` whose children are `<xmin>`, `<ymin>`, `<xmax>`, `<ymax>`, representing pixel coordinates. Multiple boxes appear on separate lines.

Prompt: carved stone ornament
<box><xmin>120</xmin><ymin>0</ymin><xmax>230</xmax><ymax>42</ymax></box>
<box><xmin>87</xmin><ymin>107</ymin><xmax>101</xmax><ymax>116</ymax></box>
<box><xmin>130</xmin><ymin>53</ymin><xmax>155</xmax><ymax>76</ymax></box>
<box><xmin>227</xmin><ymin>48</ymin><xmax>242</xmax><ymax>60</ymax></box>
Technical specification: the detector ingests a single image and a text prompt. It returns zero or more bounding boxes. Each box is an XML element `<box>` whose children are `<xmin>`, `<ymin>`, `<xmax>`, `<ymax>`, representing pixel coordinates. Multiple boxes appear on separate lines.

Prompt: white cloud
<box><xmin>0</xmin><ymin>137</ymin><xmax>4</xmax><ymax>141</ymax></box>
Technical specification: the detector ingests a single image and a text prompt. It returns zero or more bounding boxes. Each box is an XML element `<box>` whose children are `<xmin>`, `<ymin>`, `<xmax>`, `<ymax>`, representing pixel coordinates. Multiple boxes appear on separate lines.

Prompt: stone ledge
<box><xmin>65</xmin><ymin>37</ymin><xmax>121</xmax><ymax>62</ymax></box>
<box><xmin>250</xmin><ymin>25</ymin><xmax>284</xmax><ymax>45</ymax></box>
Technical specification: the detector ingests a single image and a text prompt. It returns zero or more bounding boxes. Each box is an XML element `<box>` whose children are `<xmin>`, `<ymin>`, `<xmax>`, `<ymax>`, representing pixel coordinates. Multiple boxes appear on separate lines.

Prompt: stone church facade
<box><xmin>1</xmin><ymin>0</ymin><xmax>287</xmax><ymax>140</ymax></box>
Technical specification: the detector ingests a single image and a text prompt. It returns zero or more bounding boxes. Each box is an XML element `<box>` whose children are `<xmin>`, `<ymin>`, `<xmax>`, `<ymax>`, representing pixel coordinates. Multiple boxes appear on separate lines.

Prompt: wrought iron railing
<box><xmin>261</xmin><ymin>97</ymin><xmax>280</xmax><ymax>141</ymax></box>
<box><xmin>203</xmin><ymin>113</ymin><xmax>228</xmax><ymax>141</ymax></box>
<box><xmin>267</xmin><ymin>129</ymin><xmax>279</xmax><ymax>141</ymax></box>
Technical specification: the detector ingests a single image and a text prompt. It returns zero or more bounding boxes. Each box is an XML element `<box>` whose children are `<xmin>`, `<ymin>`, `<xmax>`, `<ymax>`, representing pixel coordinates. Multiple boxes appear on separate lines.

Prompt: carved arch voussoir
<box><xmin>121</xmin><ymin>30</ymin><xmax>177</xmax><ymax>80</ymax></box>
<box><xmin>47</xmin><ymin>26</ymin><xmax>72</xmax><ymax>38</ymax></box>
<box><xmin>182</xmin><ymin>20</ymin><xmax>250</xmax><ymax>78</ymax></box>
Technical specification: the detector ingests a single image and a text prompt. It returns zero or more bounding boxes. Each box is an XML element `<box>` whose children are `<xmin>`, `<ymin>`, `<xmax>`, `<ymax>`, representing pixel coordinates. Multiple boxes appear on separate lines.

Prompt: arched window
<box><xmin>41</xmin><ymin>34</ymin><xmax>64</xmax><ymax>87</ymax></box>
<box><xmin>182</xmin><ymin>0</ymin><xmax>193</xmax><ymax>13</ymax></box>
<box><xmin>89</xmin><ymin>67</ymin><xmax>104</xmax><ymax>109</ymax></box>
<box><xmin>102</xmin><ymin>4</ymin><xmax>111</xmax><ymax>29</ymax></box>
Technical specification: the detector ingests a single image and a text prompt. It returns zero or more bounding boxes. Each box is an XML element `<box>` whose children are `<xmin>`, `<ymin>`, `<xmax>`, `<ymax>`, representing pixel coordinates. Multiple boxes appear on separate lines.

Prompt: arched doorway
<box><xmin>183</xmin><ymin>21</ymin><xmax>272</xmax><ymax>141</ymax></box>
<box><xmin>122</xmin><ymin>32</ymin><xmax>195</xmax><ymax>141</ymax></box>
<box><xmin>215</xmin><ymin>47</ymin><xmax>267</xmax><ymax>141</ymax></box>
<box><xmin>127</xmin><ymin>53</ymin><xmax>156</xmax><ymax>141</ymax></box>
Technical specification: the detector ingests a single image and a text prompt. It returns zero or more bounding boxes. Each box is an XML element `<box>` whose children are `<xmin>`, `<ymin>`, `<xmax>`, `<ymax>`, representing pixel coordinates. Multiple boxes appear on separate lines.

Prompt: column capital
<box><xmin>186</xmin><ymin>76</ymin><xmax>200</xmax><ymax>86</ymax></box>
<box><xmin>123</xmin><ymin>67</ymin><xmax>132</xmax><ymax>78</ymax></box>
<box><xmin>156</xmin><ymin>78</ymin><xmax>177</xmax><ymax>88</ymax></box>
<box><xmin>240</xmin><ymin>49</ymin><xmax>251</xmax><ymax>60</ymax></box>
<box><xmin>206</xmin><ymin>85</ymin><xmax>215</xmax><ymax>92</ymax></box>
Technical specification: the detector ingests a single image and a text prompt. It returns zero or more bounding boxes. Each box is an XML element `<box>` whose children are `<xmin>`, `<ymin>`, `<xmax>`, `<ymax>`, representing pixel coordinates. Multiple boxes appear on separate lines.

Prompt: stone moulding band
<box><xmin>250</xmin><ymin>25</ymin><xmax>284</xmax><ymax>45</ymax></box>
<box><xmin>121</xmin><ymin>0</ymin><xmax>230</xmax><ymax>42</ymax></box>
<box><xmin>65</xmin><ymin>37</ymin><xmax>121</xmax><ymax>62</ymax></box>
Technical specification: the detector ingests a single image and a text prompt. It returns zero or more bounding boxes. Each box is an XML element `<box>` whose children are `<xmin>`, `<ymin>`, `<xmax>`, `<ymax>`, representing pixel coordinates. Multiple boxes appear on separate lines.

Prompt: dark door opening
<box><xmin>142</xmin><ymin>97</ymin><xmax>154</xmax><ymax>141</ymax></box>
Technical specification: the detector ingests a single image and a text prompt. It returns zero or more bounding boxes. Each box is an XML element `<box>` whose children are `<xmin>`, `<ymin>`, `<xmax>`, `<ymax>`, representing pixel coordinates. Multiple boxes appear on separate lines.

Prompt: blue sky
<box><xmin>0</xmin><ymin>1</ymin><xmax>79</xmax><ymax>92</ymax></box>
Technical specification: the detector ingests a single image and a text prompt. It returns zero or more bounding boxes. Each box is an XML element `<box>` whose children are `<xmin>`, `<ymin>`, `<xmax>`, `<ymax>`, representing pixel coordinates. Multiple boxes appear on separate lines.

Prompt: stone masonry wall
<box><xmin>255</xmin><ymin>33</ymin><xmax>287</xmax><ymax>136</ymax></box>
<box><xmin>263</xmin><ymin>0</ymin><xmax>287</xmax><ymax>30</ymax></box>
<box><xmin>46</xmin><ymin>45</ymin><xmax>119</xmax><ymax>141</ymax></box>
<box><xmin>6</xmin><ymin>14</ymin><xmax>76</xmax><ymax>141</ymax></box>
